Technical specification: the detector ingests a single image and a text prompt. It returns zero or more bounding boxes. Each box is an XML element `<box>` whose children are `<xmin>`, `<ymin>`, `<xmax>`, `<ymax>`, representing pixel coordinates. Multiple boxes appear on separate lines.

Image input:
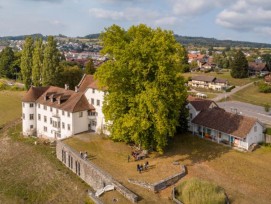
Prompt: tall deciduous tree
<box><xmin>95</xmin><ymin>24</ymin><xmax>187</xmax><ymax>153</ymax></box>
<box><xmin>59</xmin><ymin>64</ymin><xmax>83</xmax><ymax>90</ymax></box>
<box><xmin>84</xmin><ymin>58</ymin><xmax>96</xmax><ymax>74</ymax></box>
<box><xmin>42</xmin><ymin>36</ymin><xmax>61</xmax><ymax>86</ymax></box>
<box><xmin>20</xmin><ymin>37</ymin><xmax>34</xmax><ymax>89</ymax></box>
<box><xmin>230</xmin><ymin>50</ymin><xmax>249</xmax><ymax>78</ymax></box>
<box><xmin>32</xmin><ymin>38</ymin><xmax>43</xmax><ymax>86</ymax></box>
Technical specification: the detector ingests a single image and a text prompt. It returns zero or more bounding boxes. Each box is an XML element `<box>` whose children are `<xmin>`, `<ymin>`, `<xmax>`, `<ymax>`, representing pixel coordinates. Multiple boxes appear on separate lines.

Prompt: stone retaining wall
<box><xmin>128</xmin><ymin>165</ymin><xmax>186</xmax><ymax>192</ymax></box>
<box><xmin>56</xmin><ymin>140</ymin><xmax>138</xmax><ymax>203</ymax></box>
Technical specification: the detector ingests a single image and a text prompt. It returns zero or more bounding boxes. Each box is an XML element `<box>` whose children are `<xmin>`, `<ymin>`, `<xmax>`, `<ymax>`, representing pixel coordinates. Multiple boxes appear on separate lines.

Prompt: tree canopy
<box><xmin>95</xmin><ymin>24</ymin><xmax>187</xmax><ymax>153</ymax></box>
<box><xmin>42</xmin><ymin>36</ymin><xmax>62</xmax><ymax>86</ymax></box>
<box><xmin>230</xmin><ymin>50</ymin><xmax>249</xmax><ymax>78</ymax></box>
<box><xmin>20</xmin><ymin>37</ymin><xmax>34</xmax><ymax>89</ymax></box>
<box><xmin>0</xmin><ymin>47</ymin><xmax>15</xmax><ymax>79</ymax></box>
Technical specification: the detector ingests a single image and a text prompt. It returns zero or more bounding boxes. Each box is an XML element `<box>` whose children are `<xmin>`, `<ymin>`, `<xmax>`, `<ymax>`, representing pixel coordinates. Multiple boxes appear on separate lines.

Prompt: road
<box><xmin>212</xmin><ymin>81</ymin><xmax>256</xmax><ymax>102</ymax></box>
<box><xmin>217</xmin><ymin>101</ymin><xmax>271</xmax><ymax>126</ymax></box>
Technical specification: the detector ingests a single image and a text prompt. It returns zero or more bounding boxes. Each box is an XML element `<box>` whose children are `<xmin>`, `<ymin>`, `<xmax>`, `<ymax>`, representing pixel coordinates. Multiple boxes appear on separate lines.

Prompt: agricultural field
<box><xmin>66</xmin><ymin>133</ymin><xmax>271</xmax><ymax>204</ymax></box>
<box><xmin>0</xmin><ymin>90</ymin><xmax>92</xmax><ymax>204</ymax></box>
<box><xmin>230</xmin><ymin>83</ymin><xmax>271</xmax><ymax>106</ymax></box>
<box><xmin>0</xmin><ymin>90</ymin><xmax>24</xmax><ymax>127</ymax></box>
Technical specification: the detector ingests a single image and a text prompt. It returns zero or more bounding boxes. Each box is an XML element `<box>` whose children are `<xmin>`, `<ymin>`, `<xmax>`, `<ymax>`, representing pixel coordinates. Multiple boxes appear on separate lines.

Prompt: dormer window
<box><xmin>92</xmin><ymin>89</ymin><xmax>95</xmax><ymax>94</ymax></box>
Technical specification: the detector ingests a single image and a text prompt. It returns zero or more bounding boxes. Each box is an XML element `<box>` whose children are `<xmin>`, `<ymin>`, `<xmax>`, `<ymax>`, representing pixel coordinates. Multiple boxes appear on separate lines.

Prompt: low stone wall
<box><xmin>172</xmin><ymin>187</ymin><xmax>183</xmax><ymax>204</ymax></box>
<box><xmin>56</xmin><ymin>140</ymin><xmax>138</xmax><ymax>203</ymax></box>
<box><xmin>128</xmin><ymin>165</ymin><xmax>186</xmax><ymax>192</ymax></box>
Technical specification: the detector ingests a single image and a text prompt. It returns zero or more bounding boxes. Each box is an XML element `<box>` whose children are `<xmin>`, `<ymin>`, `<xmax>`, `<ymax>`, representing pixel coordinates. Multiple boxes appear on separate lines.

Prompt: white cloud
<box><xmin>216</xmin><ymin>0</ymin><xmax>271</xmax><ymax>33</ymax></box>
<box><xmin>155</xmin><ymin>16</ymin><xmax>177</xmax><ymax>26</ymax></box>
<box><xmin>89</xmin><ymin>7</ymin><xmax>159</xmax><ymax>22</ymax></box>
<box><xmin>170</xmin><ymin>0</ymin><xmax>231</xmax><ymax>16</ymax></box>
<box><xmin>89</xmin><ymin>8</ymin><xmax>124</xmax><ymax>20</ymax></box>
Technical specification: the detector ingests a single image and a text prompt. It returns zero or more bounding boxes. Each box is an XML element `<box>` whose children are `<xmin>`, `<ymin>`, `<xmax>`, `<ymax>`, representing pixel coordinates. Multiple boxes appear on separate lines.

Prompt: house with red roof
<box><xmin>187</xmin><ymin>96</ymin><xmax>265</xmax><ymax>150</ymax></box>
<box><xmin>22</xmin><ymin>74</ymin><xmax>108</xmax><ymax>139</ymax></box>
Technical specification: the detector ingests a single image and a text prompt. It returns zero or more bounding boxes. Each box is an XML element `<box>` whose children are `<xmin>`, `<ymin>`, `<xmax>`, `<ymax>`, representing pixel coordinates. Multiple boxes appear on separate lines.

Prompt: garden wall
<box><xmin>56</xmin><ymin>140</ymin><xmax>138</xmax><ymax>203</ymax></box>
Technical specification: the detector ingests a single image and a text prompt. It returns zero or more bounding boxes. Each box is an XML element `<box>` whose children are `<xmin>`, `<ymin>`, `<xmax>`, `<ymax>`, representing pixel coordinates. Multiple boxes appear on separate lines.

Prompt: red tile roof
<box><xmin>22</xmin><ymin>86</ymin><xmax>49</xmax><ymax>102</ymax></box>
<box><xmin>77</xmin><ymin>74</ymin><xmax>95</xmax><ymax>92</ymax></box>
<box><xmin>77</xmin><ymin>74</ymin><xmax>106</xmax><ymax>92</ymax></box>
<box><xmin>192</xmin><ymin>107</ymin><xmax>258</xmax><ymax>138</ymax></box>
<box><xmin>35</xmin><ymin>86</ymin><xmax>94</xmax><ymax>113</ymax></box>
<box><xmin>187</xmin><ymin>96</ymin><xmax>218</xmax><ymax>111</ymax></box>
<box><xmin>248</xmin><ymin>62</ymin><xmax>268</xmax><ymax>71</ymax></box>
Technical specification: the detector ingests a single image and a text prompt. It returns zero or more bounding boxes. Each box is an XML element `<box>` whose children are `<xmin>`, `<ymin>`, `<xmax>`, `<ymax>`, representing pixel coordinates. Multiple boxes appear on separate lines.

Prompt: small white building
<box><xmin>187</xmin><ymin>96</ymin><xmax>264</xmax><ymax>150</ymax></box>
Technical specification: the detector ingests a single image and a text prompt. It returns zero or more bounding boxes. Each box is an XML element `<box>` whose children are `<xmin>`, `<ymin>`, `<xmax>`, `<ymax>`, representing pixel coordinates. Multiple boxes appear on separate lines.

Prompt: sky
<box><xmin>0</xmin><ymin>0</ymin><xmax>271</xmax><ymax>44</ymax></box>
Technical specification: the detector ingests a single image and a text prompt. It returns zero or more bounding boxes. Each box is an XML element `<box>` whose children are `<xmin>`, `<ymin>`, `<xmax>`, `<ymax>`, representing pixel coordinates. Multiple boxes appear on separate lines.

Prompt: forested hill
<box><xmin>85</xmin><ymin>33</ymin><xmax>271</xmax><ymax>48</ymax></box>
<box><xmin>0</xmin><ymin>34</ymin><xmax>44</xmax><ymax>41</ymax></box>
<box><xmin>1</xmin><ymin>33</ymin><xmax>271</xmax><ymax>48</ymax></box>
<box><xmin>174</xmin><ymin>35</ymin><xmax>271</xmax><ymax>48</ymax></box>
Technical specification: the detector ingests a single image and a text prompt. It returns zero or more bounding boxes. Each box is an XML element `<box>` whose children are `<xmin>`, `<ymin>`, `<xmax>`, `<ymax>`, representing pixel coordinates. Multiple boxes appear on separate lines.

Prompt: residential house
<box><xmin>188</xmin><ymin>75</ymin><xmax>228</xmax><ymax>91</ymax></box>
<box><xmin>248</xmin><ymin>62</ymin><xmax>269</xmax><ymax>76</ymax></box>
<box><xmin>22</xmin><ymin>74</ymin><xmax>109</xmax><ymax>140</ymax></box>
<box><xmin>22</xmin><ymin>85</ymin><xmax>94</xmax><ymax>139</ymax></box>
<box><xmin>187</xmin><ymin>96</ymin><xmax>265</xmax><ymax>150</ymax></box>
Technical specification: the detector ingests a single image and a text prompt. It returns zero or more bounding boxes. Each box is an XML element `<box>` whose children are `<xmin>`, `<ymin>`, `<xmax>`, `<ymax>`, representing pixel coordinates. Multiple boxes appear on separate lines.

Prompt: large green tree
<box><xmin>95</xmin><ymin>24</ymin><xmax>187</xmax><ymax>153</ymax></box>
<box><xmin>230</xmin><ymin>50</ymin><xmax>249</xmax><ymax>78</ymax></box>
<box><xmin>20</xmin><ymin>37</ymin><xmax>34</xmax><ymax>89</ymax></box>
<box><xmin>32</xmin><ymin>38</ymin><xmax>43</xmax><ymax>86</ymax></box>
<box><xmin>42</xmin><ymin>36</ymin><xmax>62</xmax><ymax>86</ymax></box>
<box><xmin>0</xmin><ymin>47</ymin><xmax>15</xmax><ymax>78</ymax></box>
<box><xmin>59</xmin><ymin>63</ymin><xmax>83</xmax><ymax>90</ymax></box>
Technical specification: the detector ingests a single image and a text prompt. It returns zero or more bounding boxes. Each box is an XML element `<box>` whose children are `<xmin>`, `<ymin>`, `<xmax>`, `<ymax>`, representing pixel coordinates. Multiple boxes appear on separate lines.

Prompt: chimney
<box><xmin>64</xmin><ymin>84</ymin><xmax>69</xmax><ymax>90</ymax></box>
<box><xmin>75</xmin><ymin>86</ymin><xmax>79</xmax><ymax>93</ymax></box>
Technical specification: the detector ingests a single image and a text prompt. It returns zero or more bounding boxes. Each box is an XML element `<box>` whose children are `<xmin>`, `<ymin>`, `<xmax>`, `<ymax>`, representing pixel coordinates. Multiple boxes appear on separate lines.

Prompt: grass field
<box><xmin>0</xmin><ymin>90</ymin><xmax>93</xmax><ymax>204</ymax></box>
<box><xmin>182</xmin><ymin>71</ymin><xmax>257</xmax><ymax>86</ymax></box>
<box><xmin>230</xmin><ymin>84</ymin><xmax>271</xmax><ymax>106</ymax></box>
<box><xmin>65</xmin><ymin>133</ymin><xmax>271</xmax><ymax>204</ymax></box>
<box><xmin>0</xmin><ymin>91</ymin><xmax>24</xmax><ymax>126</ymax></box>
<box><xmin>0</xmin><ymin>125</ymin><xmax>91</xmax><ymax>203</ymax></box>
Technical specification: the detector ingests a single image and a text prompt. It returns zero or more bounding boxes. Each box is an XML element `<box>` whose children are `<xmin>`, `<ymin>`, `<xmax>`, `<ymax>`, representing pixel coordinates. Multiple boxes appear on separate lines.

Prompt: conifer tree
<box><xmin>42</xmin><ymin>36</ymin><xmax>61</xmax><ymax>86</ymax></box>
<box><xmin>32</xmin><ymin>38</ymin><xmax>43</xmax><ymax>86</ymax></box>
<box><xmin>20</xmin><ymin>37</ymin><xmax>34</xmax><ymax>89</ymax></box>
<box><xmin>84</xmin><ymin>58</ymin><xmax>95</xmax><ymax>74</ymax></box>
<box><xmin>230</xmin><ymin>50</ymin><xmax>249</xmax><ymax>78</ymax></box>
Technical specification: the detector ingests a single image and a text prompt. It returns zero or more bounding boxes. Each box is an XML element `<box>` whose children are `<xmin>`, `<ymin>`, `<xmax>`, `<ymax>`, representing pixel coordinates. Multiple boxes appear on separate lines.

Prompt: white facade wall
<box><xmin>246</xmin><ymin>122</ymin><xmax>264</xmax><ymax>147</ymax></box>
<box><xmin>36</xmin><ymin>103</ymin><xmax>74</xmax><ymax>139</ymax></box>
<box><xmin>186</xmin><ymin>103</ymin><xmax>199</xmax><ymax>131</ymax></box>
<box><xmin>72</xmin><ymin>110</ymin><xmax>89</xmax><ymax>135</ymax></box>
<box><xmin>84</xmin><ymin>88</ymin><xmax>109</xmax><ymax>135</ymax></box>
<box><xmin>22</xmin><ymin>102</ymin><xmax>36</xmax><ymax>136</ymax></box>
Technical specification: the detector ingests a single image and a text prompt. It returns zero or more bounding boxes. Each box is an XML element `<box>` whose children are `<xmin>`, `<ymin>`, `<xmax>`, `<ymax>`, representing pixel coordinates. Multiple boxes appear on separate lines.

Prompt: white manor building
<box><xmin>22</xmin><ymin>74</ymin><xmax>109</xmax><ymax>140</ymax></box>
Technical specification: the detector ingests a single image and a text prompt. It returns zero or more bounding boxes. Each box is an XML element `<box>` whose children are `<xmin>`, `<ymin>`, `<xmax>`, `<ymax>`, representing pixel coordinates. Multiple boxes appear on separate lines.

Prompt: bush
<box><xmin>258</xmin><ymin>82</ymin><xmax>271</xmax><ymax>93</ymax></box>
<box><xmin>0</xmin><ymin>81</ymin><xmax>7</xmax><ymax>90</ymax></box>
<box><xmin>176</xmin><ymin>178</ymin><xmax>226</xmax><ymax>204</ymax></box>
<box><xmin>226</xmin><ymin>85</ymin><xmax>235</xmax><ymax>92</ymax></box>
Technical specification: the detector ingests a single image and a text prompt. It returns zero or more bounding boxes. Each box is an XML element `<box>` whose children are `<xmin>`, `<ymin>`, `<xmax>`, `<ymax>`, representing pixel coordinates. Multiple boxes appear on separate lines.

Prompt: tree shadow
<box><xmin>156</xmin><ymin>132</ymin><xmax>231</xmax><ymax>165</ymax></box>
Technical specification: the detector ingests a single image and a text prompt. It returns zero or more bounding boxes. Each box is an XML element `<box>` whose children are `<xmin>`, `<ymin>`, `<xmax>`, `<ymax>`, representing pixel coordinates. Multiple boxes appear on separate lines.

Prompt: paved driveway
<box><xmin>217</xmin><ymin>101</ymin><xmax>271</xmax><ymax>126</ymax></box>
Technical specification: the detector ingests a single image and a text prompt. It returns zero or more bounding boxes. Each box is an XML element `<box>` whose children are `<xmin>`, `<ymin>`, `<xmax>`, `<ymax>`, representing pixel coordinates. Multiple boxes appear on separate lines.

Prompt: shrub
<box><xmin>258</xmin><ymin>82</ymin><xmax>271</xmax><ymax>93</ymax></box>
<box><xmin>226</xmin><ymin>85</ymin><xmax>235</xmax><ymax>92</ymax></box>
<box><xmin>0</xmin><ymin>81</ymin><xmax>7</xmax><ymax>90</ymax></box>
<box><xmin>176</xmin><ymin>178</ymin><xmax>226</xmax><ymax>204</ymax></box>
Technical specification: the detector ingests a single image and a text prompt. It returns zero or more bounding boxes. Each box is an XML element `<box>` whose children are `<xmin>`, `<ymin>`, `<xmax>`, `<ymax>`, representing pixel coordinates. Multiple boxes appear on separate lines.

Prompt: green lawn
<box><xmin>65</xmin><ymin>133</ymin><xmax>271</xmax><ymax>204</ymax></box>
<box><xmin>0</xmin><ymin>90</ymin><xmax>24</xmax><ymax>126</ymax></box>
<box><xmin>182</xmin><ymin>71</ymin><xmax>257</xmax><ymax>86</ymax></box>
<box><xmin>230</xmin><ymin>83</ymin><xmax>271</xmax><ymax>106</ymax></box>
